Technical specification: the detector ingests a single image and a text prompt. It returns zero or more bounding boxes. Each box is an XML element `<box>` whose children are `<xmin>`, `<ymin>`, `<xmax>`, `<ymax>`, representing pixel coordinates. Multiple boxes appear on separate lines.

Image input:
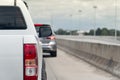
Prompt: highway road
<box><xmin>44</xmin><ymin>49</ymin><xmax>119</xmax><ymax>80</ymax></box>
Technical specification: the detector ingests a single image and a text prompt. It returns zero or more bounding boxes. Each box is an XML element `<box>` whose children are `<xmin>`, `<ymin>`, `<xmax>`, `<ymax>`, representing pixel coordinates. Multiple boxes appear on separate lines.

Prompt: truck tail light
<box><xmin>24</xmin><ymin>44</ymin><xmax>38</xmax><ymax>80</ymax></box>
<box><xmin>47</xmin><ymin>36</ymin><xmax>55</xmax><ymax>40</ymax></box>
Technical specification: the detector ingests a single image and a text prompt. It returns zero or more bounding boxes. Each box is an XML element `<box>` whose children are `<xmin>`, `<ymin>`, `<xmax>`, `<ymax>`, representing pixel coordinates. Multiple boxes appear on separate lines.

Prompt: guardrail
<box><xmin>56</xmin><ymin>35</ymin><xmax>120</xmax><ymax>44</ymax></box>
<box><xmin>56</xmin><ymin>36</ymin><xmax>120</xmax><ymax>77</ymax></box>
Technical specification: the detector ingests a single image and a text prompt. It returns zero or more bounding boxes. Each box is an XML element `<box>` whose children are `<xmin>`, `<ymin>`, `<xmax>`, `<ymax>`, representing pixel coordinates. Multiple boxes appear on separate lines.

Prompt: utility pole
<box><xmin>114</xmin><ymin>0</ymin><xmax>117</xmax><ymax>40</ymax></box>
<box><xmin>78</xmin><ymin>10</ymin><xmax>82</xmax><ymax>32</ymax></box>
<box><xmin>14</xmin><ymin>0</ymin><xmax>16</xmax><ymax>6</ymax></box>
<box><xmin>70</xmin><ymin>14</ymin><xmax>73</xmax><ymax>35</ymax></box>
<box><xmin>93</xmin><ymin>6</ymin><xmax>97</xmax><ymax>36</ymax></box>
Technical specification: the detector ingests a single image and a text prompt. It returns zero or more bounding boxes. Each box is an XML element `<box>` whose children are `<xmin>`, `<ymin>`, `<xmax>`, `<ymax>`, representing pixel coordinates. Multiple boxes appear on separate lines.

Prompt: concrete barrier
<box><xmin>57</xmin><ymin>38</ymin><xmax>120</xmax><ymax>77</ymax></box>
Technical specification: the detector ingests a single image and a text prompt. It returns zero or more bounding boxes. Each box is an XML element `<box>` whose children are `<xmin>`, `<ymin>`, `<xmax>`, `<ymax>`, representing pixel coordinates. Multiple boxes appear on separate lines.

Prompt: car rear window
<box><xmin>39</xmin><ymin>26</ymin><xmax>52</xmax><ymax>37</ymax></box>
<box><xmin>0</xmin><ymin>6</ymin><xmax>27</xmax><ymax>30</ymax></box>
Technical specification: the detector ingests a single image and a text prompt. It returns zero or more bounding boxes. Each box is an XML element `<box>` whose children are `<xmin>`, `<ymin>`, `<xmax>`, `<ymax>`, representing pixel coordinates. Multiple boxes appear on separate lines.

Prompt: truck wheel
<box><xmin>42</xmin><ymin>59</ymin><xmax>47</xmax><ymax>80</ymax></box>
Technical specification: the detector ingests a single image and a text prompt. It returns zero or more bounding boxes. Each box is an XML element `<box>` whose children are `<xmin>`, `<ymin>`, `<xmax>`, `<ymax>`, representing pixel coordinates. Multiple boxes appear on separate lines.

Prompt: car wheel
<box><xmin>50</xmin><ymin>51</ymin><xmax>57</xmax><ymax>57</ymax></box>
<box><xmin>42</xmin><ymin>59</ymin><xmax>47</xmax><ymax>80</ymax></box>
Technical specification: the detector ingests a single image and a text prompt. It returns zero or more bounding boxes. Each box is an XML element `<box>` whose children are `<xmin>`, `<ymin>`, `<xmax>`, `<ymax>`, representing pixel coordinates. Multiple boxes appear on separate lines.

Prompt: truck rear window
<box><xmin>0</xmin><ymin>6</ymin><xmax>27</xmax><ymax>30</ymax></box>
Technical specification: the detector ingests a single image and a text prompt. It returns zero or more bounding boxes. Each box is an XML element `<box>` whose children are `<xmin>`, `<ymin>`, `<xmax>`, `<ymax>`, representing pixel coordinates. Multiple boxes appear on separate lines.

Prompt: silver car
<box><xmin>35</xmin><ymin>24</ymin><xmax>57</xmax><ymax>57</ymax></box>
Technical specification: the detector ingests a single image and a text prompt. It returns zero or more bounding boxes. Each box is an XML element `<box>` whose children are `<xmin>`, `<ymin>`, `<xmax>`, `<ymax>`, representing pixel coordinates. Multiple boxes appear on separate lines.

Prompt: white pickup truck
<box><xmin>0</xmin><ymin>0</ymin><xmax>44</xmax><ymax>80</ymax></box>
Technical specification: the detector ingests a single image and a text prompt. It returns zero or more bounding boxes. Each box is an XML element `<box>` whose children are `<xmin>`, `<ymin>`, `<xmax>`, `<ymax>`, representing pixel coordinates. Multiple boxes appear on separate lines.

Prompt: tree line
<box><xmin>55</xmin><ymin>28</ymin><xmax>78</xmax><ymax>35</ymax></box>
<box><xmin>55</xmin><ymin>28</ymin><xmax>120</xmax><ymax>36</ymax></box>
<box><xmin>85</xmin><ymin>28</ymin><xmax>120</xmax><ymax>36</ymax></box>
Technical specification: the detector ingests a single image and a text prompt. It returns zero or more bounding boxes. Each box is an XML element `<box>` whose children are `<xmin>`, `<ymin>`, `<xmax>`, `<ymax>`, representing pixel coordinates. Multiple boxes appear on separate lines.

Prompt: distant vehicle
<box><xmin>0</xmin><ymin>0</ymin><xmax>46</xmax><ymax>80</ymax></box>
<box><xmin>35</xmin><ymin>24</ymin><xmax>57</xmax><ymax>57</ymax></box>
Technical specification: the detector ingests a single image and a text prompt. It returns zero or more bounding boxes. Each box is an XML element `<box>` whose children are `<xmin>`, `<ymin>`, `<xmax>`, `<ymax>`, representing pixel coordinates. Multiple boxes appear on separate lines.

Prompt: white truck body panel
<box><xmin>0</xmin><ymin>36</ymin><xmax>23</xmax><ymax>80</ymax></box>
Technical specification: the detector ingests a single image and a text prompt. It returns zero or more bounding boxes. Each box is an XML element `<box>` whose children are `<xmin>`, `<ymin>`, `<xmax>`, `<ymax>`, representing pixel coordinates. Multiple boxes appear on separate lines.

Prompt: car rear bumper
<box><xmin>42</xmin><ymin>42</ymin><xmax>57</xmax><ymax>52</ymax></box>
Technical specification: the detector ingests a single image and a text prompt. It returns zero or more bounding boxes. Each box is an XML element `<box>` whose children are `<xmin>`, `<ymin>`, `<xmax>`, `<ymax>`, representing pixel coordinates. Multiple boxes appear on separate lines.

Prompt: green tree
<box><xmin>89</xmin><ymin>29</ymin><xmax>94</xmax><ymax>35</ymax></box>
<box><xmin>55</xmin><ymin>29</ymin><xmax>70</xmax><ymax>35</ymax></box>
<box><xmin>117</xmin><ymin>30</ymin><xmax>120</xmax><ymax>36</ymax></box>
<box><xmin>109</xmin><ymin>29</ymin><xmax>115</xmax><ymax>36</ymax></box>
<box><xmin>70</xmin><ymin>30</ymin><xmax>78</xmax><ymax>35</ymax></box>
<box><xmin>101</xmin><ymin>28</ymin><xmax>109</xmax><ymax>36</ymax></box>
<box><xmin>96</xmin><ymin>28</ymin><xmax>101</xmax><ymax>35</ymax></box>
<box><xmin>84</xmin><ymin>32</ymin><xmax>89</xmax><ymax>35</ymax></box>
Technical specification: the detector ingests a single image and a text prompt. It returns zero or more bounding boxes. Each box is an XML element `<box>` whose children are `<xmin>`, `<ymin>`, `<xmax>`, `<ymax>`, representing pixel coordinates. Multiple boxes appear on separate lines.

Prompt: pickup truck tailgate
<box><xmin>0</xmin><ymin>36</ymin><xmax>23</xmax><ymax>80</ymax></box>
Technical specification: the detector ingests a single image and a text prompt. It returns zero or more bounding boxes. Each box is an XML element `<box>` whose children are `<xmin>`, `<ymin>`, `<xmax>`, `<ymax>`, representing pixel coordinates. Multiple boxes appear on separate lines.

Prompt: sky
<box><xmin>24</xmin><ymin>0</ymin><xmax>120</xmax><ymax>31</ymax></box>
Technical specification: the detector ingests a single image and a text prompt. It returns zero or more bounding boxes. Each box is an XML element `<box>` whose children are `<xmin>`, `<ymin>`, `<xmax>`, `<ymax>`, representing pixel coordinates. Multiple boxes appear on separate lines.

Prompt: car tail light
<box><xmin>47</xmin><ymin>36</ymin><xmax>55</xmax><ymax>40</ymax></box>
<box><xmin>24</xmin><ymin>44</ymin><xmax>38</xmax><ymax>80</ymax></box>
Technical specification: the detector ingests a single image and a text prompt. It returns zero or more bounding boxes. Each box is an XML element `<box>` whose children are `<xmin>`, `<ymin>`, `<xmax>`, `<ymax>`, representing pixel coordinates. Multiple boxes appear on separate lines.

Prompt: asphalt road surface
<box><xmin>44</xmin><ymin>49</ymin><xmax>120</xmax><ymax>80</ymax></box>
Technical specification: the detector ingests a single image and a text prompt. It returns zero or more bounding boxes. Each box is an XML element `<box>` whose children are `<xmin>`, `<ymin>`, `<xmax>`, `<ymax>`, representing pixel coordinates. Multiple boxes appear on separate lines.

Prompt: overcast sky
<box><xmin>24</xmin><ymin>0</ymin><xmax>120</xmax><ymax>31</ymax></box>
